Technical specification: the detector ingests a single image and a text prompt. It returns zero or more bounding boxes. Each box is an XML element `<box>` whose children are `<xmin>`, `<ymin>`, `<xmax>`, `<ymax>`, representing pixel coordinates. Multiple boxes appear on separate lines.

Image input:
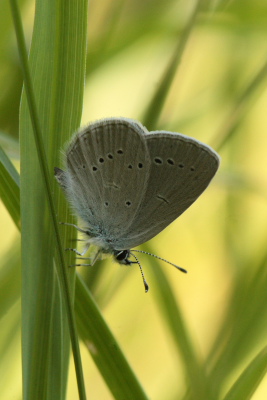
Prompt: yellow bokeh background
<box><xmin>1</xmin><ymin>1</ymin><xmax>267</xmax><ymax>399</ymax></box>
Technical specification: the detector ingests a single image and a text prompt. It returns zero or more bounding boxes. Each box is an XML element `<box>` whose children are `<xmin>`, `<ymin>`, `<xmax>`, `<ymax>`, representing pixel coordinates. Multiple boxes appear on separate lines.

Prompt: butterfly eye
<box><xmin>114</xmin><ymin>250</ymin><xmax>130</xmax><ymax>262</ymax></box>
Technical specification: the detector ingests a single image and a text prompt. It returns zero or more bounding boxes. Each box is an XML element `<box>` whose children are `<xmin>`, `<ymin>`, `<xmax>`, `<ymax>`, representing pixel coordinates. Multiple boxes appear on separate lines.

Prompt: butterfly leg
<box><xmin>65</xmin><ymin>241</ymin><xmax>90</xmax><ymax>256</ymax></box>
<box><xmin>70</xmin><ymin>249</ymin><xmax>102</xmax><ymax>267</ymax></box>
<box><xmin>59</xmin><ymin>221</ymin><xmax>89</xmax><ymax>234</ymax></box>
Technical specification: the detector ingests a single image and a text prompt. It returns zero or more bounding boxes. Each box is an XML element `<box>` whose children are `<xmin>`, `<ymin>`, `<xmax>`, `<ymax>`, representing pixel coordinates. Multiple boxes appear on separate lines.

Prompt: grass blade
<box><xmin>10</xmin><ymin>0</ymin><xmax>88</xmax><ymax>398</ymax></box>
<box><xmin>142</xmin><ymin>0</ymin><xmax>204</xmax><ymax>129</ymax></box>
<box><xmin>145</xmin><ymin>245</ymin><xmax>211</xmax><ymax>400</ymax></box>
<box><xmin>75</xmin><ymin>273</ymin><xmax>150</xmax><ymax>400</ymax></box>
<box><xmin>0</xmin><ymin>145</ymin><xmax>20</xmax><ymax>229</ymax></box>
<box><xmin>212</xmin><ymin>57</ymin><xmax>267</xmax><ymax>151</ymax></box>
<box><xmin>223</xmin><ymin>347</ymin><xmax>267</xmax><ymax>400</ymax></box>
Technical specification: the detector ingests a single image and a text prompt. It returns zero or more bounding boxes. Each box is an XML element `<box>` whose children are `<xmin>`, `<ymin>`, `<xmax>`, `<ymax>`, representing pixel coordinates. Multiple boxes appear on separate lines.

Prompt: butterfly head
<box><xmin>113</xmin><ymin>249</ymin><xmax>132</xmax><ymax>265</ymax></box>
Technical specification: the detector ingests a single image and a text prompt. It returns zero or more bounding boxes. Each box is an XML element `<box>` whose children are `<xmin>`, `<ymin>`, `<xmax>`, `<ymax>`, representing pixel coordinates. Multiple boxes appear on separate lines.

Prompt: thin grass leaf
<box><xmin>0</xmin><ymin>0</ymin><xmax>26</xmax><ymax>136</ymax></box>
<box><xmin>223</xmin><ymin>346</ymin><xmax>267</xmax><ymax>400</ymax></box>
<box><xmin>0</xmin><ymin>300</ymin><xmax>21</xmax><ymax>400</ymax></box>
<box><xmin>0</xmin><ymin>145</ymin><xmax>20</xmax><ymax>229</ymax></box>
<box><xmin>85</xmin><ymin>0</ymin><xmax>184</xmax><ymax>76</ymax></box>
<box><xmin>11</xmin><ymin>0</ymin><xmax>88</xmax><ymax>399</ymax></box>
<box><xmin>212</xmin><ymin>57</ymin><xmax>267</xmax><ymax>152</ymax></box>
<box><xmin>205</xmin><ymin>246</ymin><xmax>267</xmax><ymax>398</ymax></box>
<box><xmin>142</xmin><ymin>0</ymin><xmax>204</xmax><ymax>129</ymax></box>
<box><xmin>144</xmin><ymin>244</ymin><xmax>211</xmax><ymax>400</ymax></box>
<box><xmin>0</xmin><ymin>132</ymin><xmax>20</xmax><ymax>159</ymax></box>
<box><xmin>0</xmin><ymin>240</ymin><xmax>21</xmax><ymax>320</ymax></box>
<box><xmin>75</xmin><ymin>273</ymin><xmax>150</xmax><ymax>400</ymax></box>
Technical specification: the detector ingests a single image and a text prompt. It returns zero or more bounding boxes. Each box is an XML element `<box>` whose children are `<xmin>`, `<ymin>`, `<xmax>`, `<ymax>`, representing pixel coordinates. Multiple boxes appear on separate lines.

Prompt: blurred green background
<box><xmin>1</xmin><ymin>0</ymin><xmax>267</xmax><ymax>399</ymax></box>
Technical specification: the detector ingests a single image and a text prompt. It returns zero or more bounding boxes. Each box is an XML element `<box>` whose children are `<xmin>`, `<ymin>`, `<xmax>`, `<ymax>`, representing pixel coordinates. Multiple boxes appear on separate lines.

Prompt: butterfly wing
<box><xmin>115</xmin><ymin>131</ymin><xmax>220</xmax><ymax>250</ymax></box>
<box><xmin>56</xmin><ymin>118</ymin><xmax>150</xmax><ymax>242</ymax></box>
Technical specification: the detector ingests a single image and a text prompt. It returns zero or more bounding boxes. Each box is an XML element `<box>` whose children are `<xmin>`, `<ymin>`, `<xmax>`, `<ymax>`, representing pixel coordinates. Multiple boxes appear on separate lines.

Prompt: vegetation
<box><xmin>1</xmin><ymin>0</ymin><xmax>267</xmax><ymax>399</ymax></box>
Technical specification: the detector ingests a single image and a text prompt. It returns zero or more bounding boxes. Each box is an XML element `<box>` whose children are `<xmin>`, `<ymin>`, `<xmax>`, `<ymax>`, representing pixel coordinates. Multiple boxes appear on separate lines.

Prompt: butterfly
<box><xmin>55</xmin><ymin>118</ymin><xmax>220</xmax><ymax>291</ymax></box>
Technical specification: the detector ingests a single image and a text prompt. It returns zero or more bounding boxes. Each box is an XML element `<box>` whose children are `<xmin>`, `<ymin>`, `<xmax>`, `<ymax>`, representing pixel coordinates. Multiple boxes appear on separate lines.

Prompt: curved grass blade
<box><xmin>142</xmin><ymin>0</ymin><xmax>204</xmax><ymax>129</ymax></box>
<box><xmin>0</xmin><ymin>240</ymin><xmax>21</xmax><ymax>320</ymax></box>
<box><xmin>0</xmin><ymin>145</ymin><xmax>20</xmax><ymax>229</ymax></box>
<box><xmin>143</xmin><ymin>244</ymin><xmax>211</xmax><ymax>400</ymax></box>
<box><xmin>205</xmin><ymin>247</ymin><xmax>267</xmax><ymax>398</ymax></box>
<box><xmin>212</xmin><ymin>57</ymin><xmax>267</xmax><ymax>151</ymax></box>
<box><xmin>223</xmin><ymin>346</ymin><xmax>267</xmax><ymax>400</ymax></box>
<box><xmin>75</xmin><ymin>273</ymin><xmax>150</xmax><ymax>400</ymax></box>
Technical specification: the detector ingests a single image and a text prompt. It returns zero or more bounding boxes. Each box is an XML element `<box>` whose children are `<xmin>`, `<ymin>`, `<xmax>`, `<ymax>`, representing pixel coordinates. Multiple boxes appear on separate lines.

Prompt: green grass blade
<box><xmin>0</xmin><ymin>133</ymin><xmax>19</xmax><ymax>159</ymax></box>
<box><xmin>0</xmin><ymin>145</ymin><xmax>20</xmax><ymax>229</ymax></box>
<box><xmin>204</xmin><ymin>247</ymin><xmax>267</xmax><ymax>398</ymax></box>
<box><xmin>223</xmin><ymin>347</ymin><xmax>267</xmax><ymax>400</ymax></box>
<box><xmin>212</xmin><ymin>57</ymin><xmax>267</xmax><ymax>151</ymax></box>
<box><xmin>75</xmin><ymin>273</ymin><xmax>150</xmax><ymax>400</ymax></box>
<box><xmin>0</xmin><ymin>240</ymin><xmax>21</xmax><ymax>320</ymax></box>
<box><xmin>144</xmin><ymin>245</ymin><xmax>211</xmax><ymax>400</ymax></box>
<box><xmin>142</xmin><ymin>0</ymin><xmax>204</xmax><ymax>129</ymax></box>
<box><xmin>10</xmin><ymin>0</ymin><xmax>88</xmax><ymax>398</ymax></box>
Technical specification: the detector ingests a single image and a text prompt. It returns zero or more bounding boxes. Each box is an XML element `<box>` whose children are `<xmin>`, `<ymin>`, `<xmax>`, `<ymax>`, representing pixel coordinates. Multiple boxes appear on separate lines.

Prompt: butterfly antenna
<box><xmin>130</xmin><ymin>252</ymin><xmax>149</xmax><ymax>293</ymax></box>
<box><xmin>131</xmin><ymin>249</ymin><xmax>187</xmax><ymax>273</ymax></box>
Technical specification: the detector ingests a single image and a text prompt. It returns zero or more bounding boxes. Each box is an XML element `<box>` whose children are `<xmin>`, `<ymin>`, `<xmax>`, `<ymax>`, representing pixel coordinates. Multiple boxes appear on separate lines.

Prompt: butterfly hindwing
<box><xmin>115</xmin><ymin>131</ymin><xmax>220</xmax><ymax>249</ymax></box>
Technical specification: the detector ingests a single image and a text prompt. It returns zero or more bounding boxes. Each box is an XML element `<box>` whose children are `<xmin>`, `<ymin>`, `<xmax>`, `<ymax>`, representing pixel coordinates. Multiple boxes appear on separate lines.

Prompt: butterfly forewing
<box><xmin>64</xmin><ymin>119</ymin><xmax>150</xmax><ymax>238</ymax></box>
